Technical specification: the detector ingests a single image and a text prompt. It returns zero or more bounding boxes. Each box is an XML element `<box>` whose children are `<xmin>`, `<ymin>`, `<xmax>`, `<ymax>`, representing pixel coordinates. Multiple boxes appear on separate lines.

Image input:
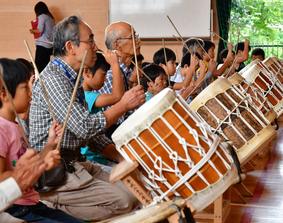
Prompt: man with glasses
<box><xmin>29</xmin><ymin>15</ymin><xmax>145</xmax><ymax>221</ymax></box>
<box><xmin>98</xmin><ymin>21</ymin><xmax>141</xmax><ymax>139</ymax></box>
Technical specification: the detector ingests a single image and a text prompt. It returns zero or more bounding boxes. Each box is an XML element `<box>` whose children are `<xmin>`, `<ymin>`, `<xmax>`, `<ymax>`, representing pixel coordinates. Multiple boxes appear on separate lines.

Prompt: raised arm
<box><xmin>95</xmin><ymin>50</ymin><xmax>125</xmax><ymax>107</ymax></box>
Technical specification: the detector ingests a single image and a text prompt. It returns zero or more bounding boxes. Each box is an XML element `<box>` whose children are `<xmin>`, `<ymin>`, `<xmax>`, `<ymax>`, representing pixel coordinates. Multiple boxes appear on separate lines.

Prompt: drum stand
<box><xmin>110</xmin><ymin>160</ymin><xmax>234</xmax><ymax>223</ymax></box>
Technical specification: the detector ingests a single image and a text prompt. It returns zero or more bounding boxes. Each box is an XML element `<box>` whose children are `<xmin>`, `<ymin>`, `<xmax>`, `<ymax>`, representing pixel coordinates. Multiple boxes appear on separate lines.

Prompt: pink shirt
<box><xmin>0</xmin><ymin>117</ymin><xmax>39</xmax><ymax>205</ymax></box>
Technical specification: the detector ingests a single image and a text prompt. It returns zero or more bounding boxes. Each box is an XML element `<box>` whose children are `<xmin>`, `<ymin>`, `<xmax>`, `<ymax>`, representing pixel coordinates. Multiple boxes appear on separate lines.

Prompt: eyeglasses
<box><xmin>116</xmin><ymin>34</ymin><xmax>140</xmax><ymax>41</ymax></box>
<box><xmin>79</xmin><ymin>38</ymin><xmax>96</xmax><ymax>48</ymax></box>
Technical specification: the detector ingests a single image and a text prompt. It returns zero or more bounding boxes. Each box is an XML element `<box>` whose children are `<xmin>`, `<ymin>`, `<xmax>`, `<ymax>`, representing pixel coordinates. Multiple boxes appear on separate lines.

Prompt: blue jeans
<box><xmin>5</xmin><ymin>201</ymin><xmax>85</xmax><ymax>223</ymax></box>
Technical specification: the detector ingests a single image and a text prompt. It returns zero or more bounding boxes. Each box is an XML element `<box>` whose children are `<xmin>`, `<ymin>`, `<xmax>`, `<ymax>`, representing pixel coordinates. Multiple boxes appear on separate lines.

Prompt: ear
<box><xmin>223</xmin><ymin>58</ymin><xmax>226</xmax><ymax>63</ymax></box>
<box><xmin>65</xmin><ymin>41</ymin><xmax>75</xmax><ymax>55</ymax></box>
<box><xmin>113</xmin><ymin>40</ymin><xmax>121</xmax><ymax>50</ymax></box>
<box><xmin>159</xmin><ymin>63</ymin><xmax>166</xmax><ymax>70</ymax></box>
<box><xmin>0</xmin><ymin>89</ymin><xmax>9</xmax><ymax>102</ymax></box>
<box><xmin>83</xmin><ymin>68</ymin><xmax>92</xmax><ymax>78</ymax></box>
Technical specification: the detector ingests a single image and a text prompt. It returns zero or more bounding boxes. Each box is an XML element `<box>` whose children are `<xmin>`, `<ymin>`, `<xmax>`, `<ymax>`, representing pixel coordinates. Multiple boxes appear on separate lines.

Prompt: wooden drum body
<box><xmin>263</xmin><ymin>57</ymin><xmax>283</xmax><ymax>84</ymax></box>
<box><xmin>189</xmin><ymin>78</ymin><xmax>276</xmax><ymax>165</ymax></box>
<box><xmin>112</xmin><ymin>89</ymin><xmax>237</xmax><ymax>211</ymax></box>
<box><xmin>229</xmin><ymin>72</ymin><xmax>277</xmax><ymax>122</ymax></box>
<box><xmin>241</xmin><ymin>62</ymin><xmax>283</xmax><ymax>117</ymax></box>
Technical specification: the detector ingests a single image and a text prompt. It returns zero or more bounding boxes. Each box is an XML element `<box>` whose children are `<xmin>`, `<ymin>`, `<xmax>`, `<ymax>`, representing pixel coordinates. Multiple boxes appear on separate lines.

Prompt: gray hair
<box><xmin>182</xmin><ymin>38</ymin><xmax>204</xmax><ymax>56</ymax></box>
<box><xmin>53</xmin><ymin>15</ymin><xmax>82</xmax><ymax>56</ymax></box>
<box><xmin>105</xmin><ymin>29</ymin><xmax>121</xmax><ymax>50</ymax></box>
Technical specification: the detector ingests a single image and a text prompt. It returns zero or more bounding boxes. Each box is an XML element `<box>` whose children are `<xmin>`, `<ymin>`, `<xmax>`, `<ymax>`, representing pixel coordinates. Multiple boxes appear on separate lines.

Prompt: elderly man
<box><xmin>29</xmin><ymin>16</ymin><xmax>145</xmax><ymax>221</ymax></box>
<box><xmin>98</xmin><ymin>21</ymin><xmax>141</xmax><ymax>139</ymax></box>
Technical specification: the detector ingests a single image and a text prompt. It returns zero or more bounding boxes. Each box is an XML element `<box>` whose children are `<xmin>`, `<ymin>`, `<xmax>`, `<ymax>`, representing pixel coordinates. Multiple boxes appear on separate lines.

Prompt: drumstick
<box><xmin>193</xmin><ymin>43</ymin><xmax>197</xmax><ymax>81</ymax></box>
<box><xmin>162</xmin><ymin>39</ymin><xmax>171</xmax><ymax>87</ymax></box>
<box><xmin>223</xmin><ymin>57</ymin><xmax>239</xmax><ymax>78</ymax></box>
<box><xmin>173</xmin><ymin>35</ymin><xmax>192</xmax><ymax>55</ymax></box>
<box><xmin>35</xmin><ymin>39</ymin><xmax>53</xmax><ymax>45</ymax></box>
<box><xmin>0</xmin><ymin>65</ymin><xmax>30</xmax><ymax>148</ymax></box>
<box><xmin>24</xmin><ymin>40</ymin><xmax>55</xmax><ymax>121</ymax></box>
<box><xmin>175</xmin><ymin>48</ymin><xmax>184</xmax><ymax>87</ymax></box>
<box><xmin>96</xmin><ymin>50</ymin><xmax>121</xmax><ymax>57</ymax></box>
<box><xmin>167</xmin><ymin>15</ymin><xmax>194</xmax><ymax>56</ymax></box>
<box><xmin>56</xmin><ymin>51</ymin><xmax>88</xmax><ymax>151</ymax></box>
<box><xmin>131</xmin><ymin>60</ymin><xmax>154</xmax><ymax>84</ymax></box>
<box><xmin>210</xmin><ymin>29</ymin><xmax>231</xmax><ymax>47</ymax></box>
<box><xmin>184</xmin><ymin>75</ymin><xmax>206</xmax><ymax>101</ymax></box>
<box><xmin>131</xmin><ymin>26</ymin><xmax>140</xmax><ymax>86</ymax></box>
<box><xmin>228</xmin><ymin>20</ymin><xmax>245</xmax><ymax>39</ymax></box>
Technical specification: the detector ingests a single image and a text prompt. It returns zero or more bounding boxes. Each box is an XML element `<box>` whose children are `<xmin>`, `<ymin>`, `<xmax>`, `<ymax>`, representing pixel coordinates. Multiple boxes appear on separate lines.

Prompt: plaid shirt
<box><xmin>97</xmin><ymin>60</ymin><xmax>134</xmax><ymax>124</ymax></box>
<box><xmin>29</xmin><ymin>56</ymin><xmax>111</xmax><ymax>154</ymax></box>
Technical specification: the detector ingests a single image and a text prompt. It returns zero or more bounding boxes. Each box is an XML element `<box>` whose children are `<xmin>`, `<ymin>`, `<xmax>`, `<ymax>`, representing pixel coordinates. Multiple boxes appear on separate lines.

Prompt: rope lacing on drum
<box><xmin>198</xmin><ymin>86</ymin><xmax>268</xmax><ymax>151</ymax></box>
<box><xmin>239</xmin><ymin>82</ymin><xmax>270</xmax><ymax>111</ymax></box>
<box><xmin>118</xmin><ymin>97</ymin><xmax>234</xmax><ymax>203</ymax></box>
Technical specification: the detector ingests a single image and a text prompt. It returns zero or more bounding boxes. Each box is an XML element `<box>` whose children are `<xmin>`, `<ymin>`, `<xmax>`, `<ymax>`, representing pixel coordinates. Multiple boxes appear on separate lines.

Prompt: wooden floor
<box><xmin>222</xmin><ymin>117</ymin><xmax>283</xmax><ymax>223</ymax></box>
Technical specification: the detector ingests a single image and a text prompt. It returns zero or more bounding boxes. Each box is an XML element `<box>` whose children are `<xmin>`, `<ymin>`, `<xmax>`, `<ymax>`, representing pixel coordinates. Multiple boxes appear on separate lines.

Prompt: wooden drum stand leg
<box><xmin>109</xmin><ymin>160</ymin><xmax>196</xmax><ymax>223</ymax></box>
<box><xmin>194</xmin><ymin>188</ymin><xmax>231</xmax><ymax>223</ymax></box>
<box><xmin>109</xmin><ymin>160</ymin><xmax>153</xmax><ymax>207</ymax></box>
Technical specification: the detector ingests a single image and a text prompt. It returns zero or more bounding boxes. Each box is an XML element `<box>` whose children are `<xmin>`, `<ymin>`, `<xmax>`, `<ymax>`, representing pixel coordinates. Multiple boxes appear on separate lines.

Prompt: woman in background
<box><xmin>29</xmin><ymin>2</ymin><xmax>55</xmax><ymax>73</ymax></box>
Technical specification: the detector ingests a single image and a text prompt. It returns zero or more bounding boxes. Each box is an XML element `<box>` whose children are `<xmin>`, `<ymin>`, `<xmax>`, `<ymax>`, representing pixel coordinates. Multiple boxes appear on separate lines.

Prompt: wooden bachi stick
<box><xmin>131</xmin><ymin>26</ymin><xmax>140</xmax><ymax>85</ymax></box>
<box><xmin>35</xmin><ymin>39</ymin><xmax>53</xmax><ymax>45</ymax></box>
<box><xmin>131</xmin><ymin>60</ymin><xmax>154</xmax><ymax>84</ymax></box>
<box><xmin>24</xmin><ymin>40</ymin><xmax>55</xmax><ymax>121</ymax></box>
<box><xmin>162</xmin><ymin>39</ymin><xmax>171</xmax><ymax>87</ymax></box>
<box><xmin>56</xmin><ymin>51</ymin><xmax>88</xmax><ymax>151</ymax></box>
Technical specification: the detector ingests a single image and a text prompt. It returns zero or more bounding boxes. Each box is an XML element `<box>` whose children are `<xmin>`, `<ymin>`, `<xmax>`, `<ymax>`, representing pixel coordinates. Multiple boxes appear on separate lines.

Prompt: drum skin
<box><xmin>112</xmin><ymin>89</ymin><xmax>237</xmax><ymax>211</ymax></box>
<box><xmin>190</xmin><ymin>78</ymin><xmax>276</xmax><ymax>165</ymax></box>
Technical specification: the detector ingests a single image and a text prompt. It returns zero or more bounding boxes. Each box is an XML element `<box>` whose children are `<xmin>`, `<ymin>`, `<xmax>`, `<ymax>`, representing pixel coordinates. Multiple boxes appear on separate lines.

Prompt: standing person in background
<box><xmin>29</xmin><ymin>2</ymin><xmax>55</xmax><ymax>73</ymax></box>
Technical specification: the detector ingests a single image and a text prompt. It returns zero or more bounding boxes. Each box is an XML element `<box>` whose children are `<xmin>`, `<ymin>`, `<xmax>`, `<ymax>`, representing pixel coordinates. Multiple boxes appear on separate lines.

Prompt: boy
<box><xmin>217</xmin><ymin>48</ymin><xmax>236</xmax><ymax>77</ymax></box>
<box><xmin>201</xmin><ymin>40</ymin><xmax>234</xmax><ymax>78</ymax></box>
<box><xmin>141</xmin><ymin>63</ymin><xmax>168</xmax><ymax>102</ymax></box>
<box><xmin>153</xmin><ymin>47</ymin><xmax>176</xmax><ymax>86</ymax></box>
<box><xmin>234</xmin><ymin>39</ymin><xmax>250</xmax><ymax>72</ymax></box>
<box><xmin>129</xmin><ymin>54</ymin><xmax>144</xmax><ymax>87</ymax></box>
<box><xmin>172</xmin><ymin>38</ymin><xmax>204</xmax><ymax>89</ymax></box>
<box><xmin>0</xmin><ymin>58</ymin><xmax>84</xmax><ymax>223</ymax></box>
<box><xmin>81</xmin><ymin>50</ymin><xmax>124</xmax><ymax>172</ymax></box>
<box><xmin>251</xmin><ymin>48</ymin><xmax>265</xmax><ymax>61</ymax></box>
<box><xmin>174</xmin><ymin>52</ymin><xmax>207</xmax><ymax>103</ymax></box>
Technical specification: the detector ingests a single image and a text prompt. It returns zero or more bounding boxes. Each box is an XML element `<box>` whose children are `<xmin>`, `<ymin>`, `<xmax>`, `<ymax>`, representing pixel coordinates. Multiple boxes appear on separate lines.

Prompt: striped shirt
<box><xmin>29</xmin><ymin>56</ymin><xmax>111</xmax><ymax>154</ymax></box>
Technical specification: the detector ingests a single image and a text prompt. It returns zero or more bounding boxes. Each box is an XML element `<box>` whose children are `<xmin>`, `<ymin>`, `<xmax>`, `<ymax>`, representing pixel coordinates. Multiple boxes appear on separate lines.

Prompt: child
<box><xmin>81</xmin><ymin>50</ymin><xmax>123</xmax><ymax>173</ymax></box>
<box><xmin>129</xmin><ymin>54</ymin><xmax>144</xmax><ymax>87</ymax></box>
<box><xmin>217</xmin><ymin>47</ymin><xmax>236</xmax><ymax>77</ymax></box>
<box><xmin>234</xmin><ymin>39</ymin><xmax>251</xmax><ymax>72</ymax></box>
<box><xmin>175</xmin><ymin>52</ymin><xmax>209</xmax><ymax>103</ymax></box>
<box><xmin>153</xmin><ymin>47</ymin><xmax>176</xmax><ymax>86</ymax></box>
<box><xmin>0</xmin><ymin>58</ymin><xmax>84</xmax><ymax>223</ymax></box>
<box><xmin>141</xmin><ymin>63</ymin><xmax>168</xmax><ymax>102</ymax></box>
<box><xmin>251</xmin><ymin>48</ymin><xmax>265</xmax><ymax>61</ymax></box>
<box><xmin>172</xmin><ymin>38</ymin><xmax>204</xmax><ymax>88</ymax></box>
<box><xmin>201</xmin><ymin>40</ymin><xmax>234</xmax><ymax>78</ymax></box>
<box><xmin>15</xmin><ymin>58</ymin><xmax>35</xmax><ymax>138</ymax></box>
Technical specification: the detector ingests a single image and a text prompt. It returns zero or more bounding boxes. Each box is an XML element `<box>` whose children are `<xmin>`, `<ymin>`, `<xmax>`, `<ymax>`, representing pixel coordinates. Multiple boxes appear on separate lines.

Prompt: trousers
<box><xmin>40</xmin><ymin>161</ymin><xmax>137</xmax><ymax>221</ymax></box>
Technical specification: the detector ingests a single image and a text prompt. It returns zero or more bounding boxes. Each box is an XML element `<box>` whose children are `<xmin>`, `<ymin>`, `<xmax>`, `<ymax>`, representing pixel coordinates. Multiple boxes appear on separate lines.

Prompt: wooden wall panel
<box><xmin>0</xmin><ymin>0</ymin><xmax>109</xmax><ymax>60</ymax></box>
<box><xmin>0</xmin><ymin>0</ymin><xmax>219</xmax><ymax>63</ymax></box>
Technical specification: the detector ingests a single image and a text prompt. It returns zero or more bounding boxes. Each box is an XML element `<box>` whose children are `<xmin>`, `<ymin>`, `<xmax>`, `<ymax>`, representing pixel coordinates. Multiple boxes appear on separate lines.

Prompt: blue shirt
<box><xmin>84</xmin><ymin>91</ymin><xmax>103</xmax><ymax>114</ymax></box>
<box><xmin>145</xmin><ymin>92</ymin><xmax>154</xmax><ymax>103</ymax></box>
<box><xmin>81</xmin><ymin>91</ymin><xmax>106</xmax><ymax>164</ymax></box>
